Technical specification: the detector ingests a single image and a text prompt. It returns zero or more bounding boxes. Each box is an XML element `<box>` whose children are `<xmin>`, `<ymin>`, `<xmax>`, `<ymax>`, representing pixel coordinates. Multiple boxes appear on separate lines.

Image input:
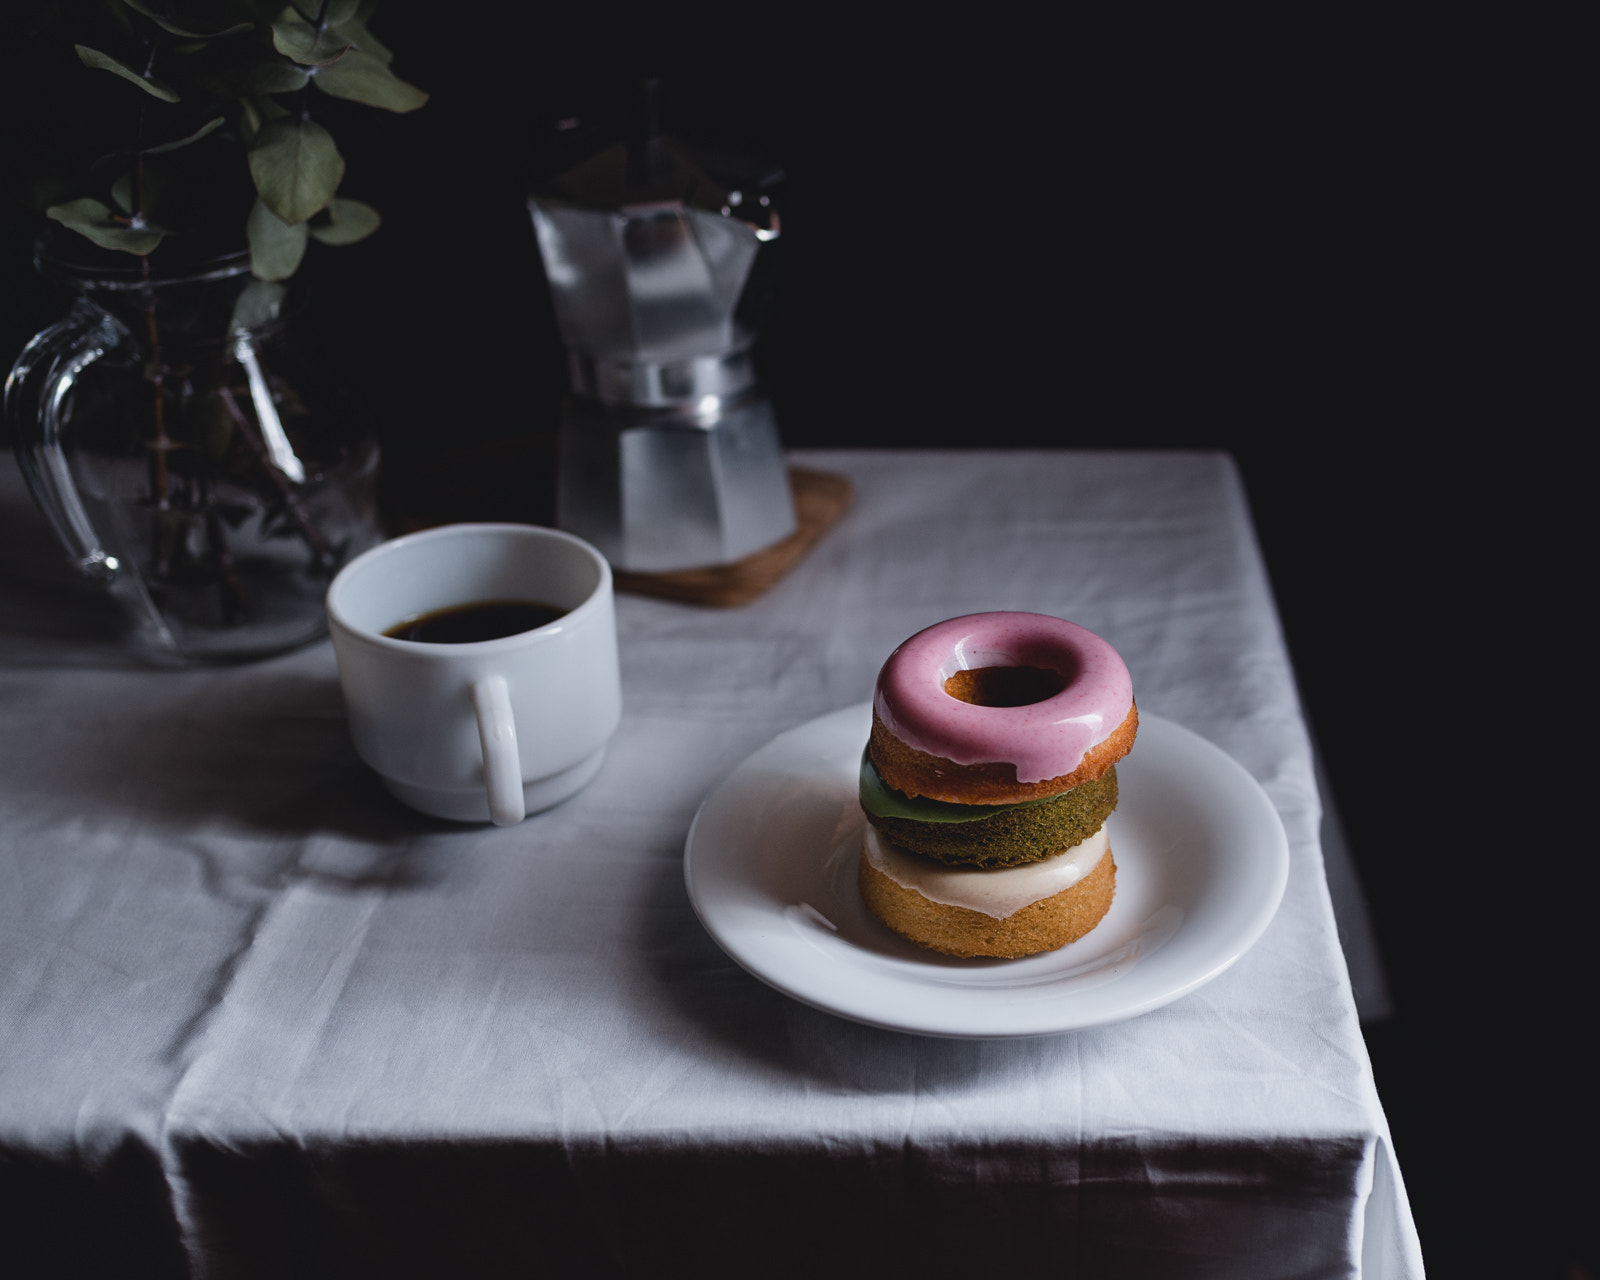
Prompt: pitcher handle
<box><xmin>4</xmin><ymin>299</ymin><xmax>128</xmax><ymax>582</ymax></box>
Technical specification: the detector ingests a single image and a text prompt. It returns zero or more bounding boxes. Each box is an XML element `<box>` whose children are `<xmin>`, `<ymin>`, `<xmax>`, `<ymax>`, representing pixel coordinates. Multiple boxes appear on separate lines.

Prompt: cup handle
<box><xmin>471</xmin><ymin>676</ymin><xmax>525</xmax><ymax>826</ymax></box>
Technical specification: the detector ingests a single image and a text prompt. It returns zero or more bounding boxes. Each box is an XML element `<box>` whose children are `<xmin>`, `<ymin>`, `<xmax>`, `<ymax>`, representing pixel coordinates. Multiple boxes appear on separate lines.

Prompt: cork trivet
<box><xmin>613</xmin><ymin>466</ymin><xmax>853</xmax><ymax>607</ymax></box>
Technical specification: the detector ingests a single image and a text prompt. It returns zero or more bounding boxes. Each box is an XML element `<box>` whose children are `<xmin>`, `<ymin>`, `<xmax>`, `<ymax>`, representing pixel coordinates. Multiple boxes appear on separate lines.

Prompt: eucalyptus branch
<box><xmin>134</xmin><ymin>22</ymin><xmax>172</xmax><ymax>513</ymax></box>
<box><xmin>44</xmin><ymin>1</ymin><xmax>424</xmax><ymax>281</ymax></box>
<box><xmin>200</xmin><ymin>484</ymin><xmax>248</xmax><ymax>623</ymax></box>
<box><xmin>22</xmin><ymin>0</ymin><xmax>405</xmax><ymax>638</ymax></box>
<box><xmin>132</xmin><ymin>19</ymin><xmax>156</xmax><ymax>217</ymax></box>
<box><xmin>218</xmin><ymin>386</ymin><xmax>335</xmax><ymax>566</ymax></box>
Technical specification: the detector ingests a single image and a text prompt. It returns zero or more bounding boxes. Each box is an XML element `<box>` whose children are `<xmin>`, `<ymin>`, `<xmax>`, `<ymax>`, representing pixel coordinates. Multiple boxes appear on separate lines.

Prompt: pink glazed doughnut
<box><xmin>869</xmin><ymin>612</ymin><xmax>1138</xmax><ymax>804</ymax></box>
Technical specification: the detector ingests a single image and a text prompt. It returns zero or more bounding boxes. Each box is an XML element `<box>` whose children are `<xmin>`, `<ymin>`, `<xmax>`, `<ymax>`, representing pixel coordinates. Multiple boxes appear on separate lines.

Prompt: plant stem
<box><xmin>140</xmin><ymin>257</ymin><xmax>174</xmax><ymax>515</ymax></box>
<box><xmin>293</xmin><ymin>3</ymin><xmax>332</xmax><ymax>123</ymax></box>
<box><xmin>131</xmin><ymin>29</ymin><xmax>175</xmax><ymax>535</ymax></box>
<box><xmin>198</xmin><ymin>473</ymin><xmax>248</xmax><ymax>623</ymax></box>
<box><xmin>217</xmin><ymin>385</ymin><xmax>335</xmax><ymax>568</ymax></box>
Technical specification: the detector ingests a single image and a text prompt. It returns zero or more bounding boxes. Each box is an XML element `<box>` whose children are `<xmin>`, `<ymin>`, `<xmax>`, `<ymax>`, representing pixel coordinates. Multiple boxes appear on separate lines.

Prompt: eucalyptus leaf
<box><xmin>142</xmin><ymin>116</ymin><xmax>226</xmax><ymax>155</ymax></box>
<box><xmin>857</xmin><ymin>749</ymin><xmax>1053</xmax><ymax>823</ymax></box>
<box><xmin>247</xmin><ymin>198</ymin><xmax>308</xmax><ymax>280</ymax></box>
<box><xmin>248</xmin><ymin>58</ymin><xmax>312</xmax><ymax>94</ymax></box>
<box><xmin>335</xmin><ymin>15</ymin><xmax>392</xmax><ymax>65</ymax></box>
<box><xmin>230</xmin><ymin>277</ymin><xmax>288</xmax><ymax>332</ymax></box>
<box><xmin>312</xmin><ymin>48</ymin><xmax>426</xmax><ymax>112</ymax></box>
<box><xmin>105</xmin><ymin>0</ymin><xmax>138</xmax><ymax>38</ymax></box>
<box><xmin>291</xmin><ymin>0</ymin><xmax>359</xmax><ymax>24</ymax></box>
<box><xmin>248</xmin><ymin>118</ymin><xmax>344</xmax><ymax>224</ymax></box>
<box><xmin>272</xmin><ymin>18</ymin><xmax>354</xmax><ymax>66</ymax></box>
<box><xmin>47</xmin><ymin>198</ymin><xmax>165</xmax><ymax>255</ymax></box>
<box><xmin>105</xmin><ymin>162</ymin><xmax>172</xmax><ymax>219</ymax></box>
<box><xmin>308</xmin><ymin>197</ymin><xmax>379</xmax><ymax>245</ymax></box>
<box><xmin>241</xmin><ymin>94</ymin><xmax>293</xmax><ymax>146</ymax></box>
<box><xmin>75</xmin><ymin>44</ymin><xmax>181</xmax><ymax>102</ymax></box>
<box><xmin>120</xmin><ymin>0</ymin><xmax>252</xmax><ymax>40</ymax></box>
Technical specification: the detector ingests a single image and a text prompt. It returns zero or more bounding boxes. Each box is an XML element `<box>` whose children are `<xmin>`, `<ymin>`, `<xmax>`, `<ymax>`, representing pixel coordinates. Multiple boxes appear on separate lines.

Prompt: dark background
<box><xmin>3</xmin><ymin>8</ymin><xmax>1584</xmax><ymax>1277</ymax></box>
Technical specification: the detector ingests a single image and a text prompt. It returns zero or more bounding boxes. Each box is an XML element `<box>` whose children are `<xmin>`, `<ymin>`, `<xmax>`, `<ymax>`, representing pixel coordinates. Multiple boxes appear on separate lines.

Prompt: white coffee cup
<box><xmin>326</xmin><ymin>523</ymin><xmax>621</xmax><ymax>825</ymax></box>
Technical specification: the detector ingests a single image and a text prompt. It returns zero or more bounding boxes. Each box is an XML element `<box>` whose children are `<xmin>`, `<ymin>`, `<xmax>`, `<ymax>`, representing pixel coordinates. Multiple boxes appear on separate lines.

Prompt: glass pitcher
<box><xmin>4</xmin><ymin>240</ymin><xmax>380</xmax><ymax>663</ymax></box>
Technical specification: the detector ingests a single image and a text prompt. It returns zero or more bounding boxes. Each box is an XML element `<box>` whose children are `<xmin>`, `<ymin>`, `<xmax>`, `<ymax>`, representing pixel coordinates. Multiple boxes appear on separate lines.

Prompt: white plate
<box><xmin>684</xmin><ymin>705</ymin><xmax>1289</xmax><ymax>1038</ymax></box>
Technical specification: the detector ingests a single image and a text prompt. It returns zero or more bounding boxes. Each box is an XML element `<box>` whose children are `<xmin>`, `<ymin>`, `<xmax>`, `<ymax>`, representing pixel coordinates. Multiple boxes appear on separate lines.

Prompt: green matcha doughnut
<box><xmin>863</xmin><ymin>763</ymin><xmax>1118</xmax><ymax>869</ymax></box>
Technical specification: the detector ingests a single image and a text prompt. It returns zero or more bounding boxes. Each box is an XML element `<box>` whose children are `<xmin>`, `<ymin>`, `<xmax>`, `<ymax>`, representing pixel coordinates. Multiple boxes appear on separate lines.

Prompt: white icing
<box><xmin>862</xmin><ymin>823</ymin><xmax>1110</xmax><ymax>920</ymax></box>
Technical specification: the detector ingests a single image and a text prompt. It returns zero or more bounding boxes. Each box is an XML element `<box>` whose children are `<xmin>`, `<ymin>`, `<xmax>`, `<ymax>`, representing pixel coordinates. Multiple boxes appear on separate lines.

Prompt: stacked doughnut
<box><xmin>858</xmin><ymin>612</ymin><xmax>1137</xmax><ymax>958</ymax></box>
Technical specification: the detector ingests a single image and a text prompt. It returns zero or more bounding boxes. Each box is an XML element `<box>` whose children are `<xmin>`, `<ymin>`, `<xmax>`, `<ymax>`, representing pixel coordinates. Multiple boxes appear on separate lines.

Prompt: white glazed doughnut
<box><xmin>858</xmin><ymin>824</ymin><xmax>1118</xmax><ymax>958</ymax></box>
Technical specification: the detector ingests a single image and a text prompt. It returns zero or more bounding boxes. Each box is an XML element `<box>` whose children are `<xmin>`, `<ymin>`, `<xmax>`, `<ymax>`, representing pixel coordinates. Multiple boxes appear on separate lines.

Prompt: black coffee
<box><xmin>383</xmin><ymin>600</ymin><xmax>567</xmax><ymax>644</ymax></box>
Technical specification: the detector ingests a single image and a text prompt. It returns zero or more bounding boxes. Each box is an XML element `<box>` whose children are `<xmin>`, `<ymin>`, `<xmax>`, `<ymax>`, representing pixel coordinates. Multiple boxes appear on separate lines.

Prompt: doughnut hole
<box><xmin>943</xmin><ymin>665</ymin><xmax>1067</xmax><ymax>708</ymax></box>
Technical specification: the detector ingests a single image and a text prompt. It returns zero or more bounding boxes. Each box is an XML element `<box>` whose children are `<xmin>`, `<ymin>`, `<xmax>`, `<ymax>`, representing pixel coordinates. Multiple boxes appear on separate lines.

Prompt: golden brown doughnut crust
<box><xmin>869</xmin><ymin>702</ymin><xmax>1138</xmax><ymax>805</ymax></box>
<box><xmin>858</xmin><ymin>847</ymin><xmax>1116</xmax><ymax>958</ymax></box>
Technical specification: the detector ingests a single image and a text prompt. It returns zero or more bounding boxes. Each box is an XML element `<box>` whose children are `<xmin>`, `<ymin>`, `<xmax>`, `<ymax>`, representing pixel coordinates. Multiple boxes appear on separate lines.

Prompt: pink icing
<box><xmin>872</xmin><ymin>613</ymin><xmax>1133</xmax><ymax>784</ymax></box>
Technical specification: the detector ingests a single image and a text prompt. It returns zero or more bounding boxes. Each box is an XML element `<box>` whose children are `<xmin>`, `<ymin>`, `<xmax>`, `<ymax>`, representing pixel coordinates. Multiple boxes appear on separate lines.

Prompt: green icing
<box><xmin>857</xmin><ymin>749</ymin><xmax>1051</xmax><ymax>823</ymax></box>
<box><xmin>863</xmin><ymin>760</ymin><xmax>1120</xmax><ymax>869</ymax></box>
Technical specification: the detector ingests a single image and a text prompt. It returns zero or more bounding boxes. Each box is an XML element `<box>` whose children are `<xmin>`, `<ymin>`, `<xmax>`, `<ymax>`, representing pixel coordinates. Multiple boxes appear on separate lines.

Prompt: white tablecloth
<box><xmin>0</xmin><ymin>450</ymin><xmax>1423</xmax><ymax>1278</ymax></box>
